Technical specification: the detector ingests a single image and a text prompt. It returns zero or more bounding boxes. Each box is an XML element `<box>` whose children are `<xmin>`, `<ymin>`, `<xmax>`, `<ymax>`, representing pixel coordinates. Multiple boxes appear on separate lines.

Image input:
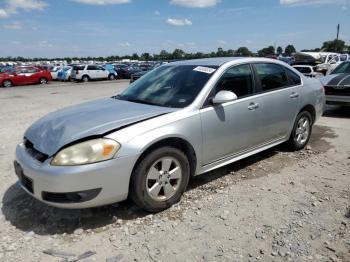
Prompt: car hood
<box><xmin>321</xmin><ymin>73</ymin><xmax>350</xmax><ymax>86</ymax></box>
<box><xmin>24</xmin><ymin>98</ymin><xmax>177</xmax><ymax>156</ymax></box>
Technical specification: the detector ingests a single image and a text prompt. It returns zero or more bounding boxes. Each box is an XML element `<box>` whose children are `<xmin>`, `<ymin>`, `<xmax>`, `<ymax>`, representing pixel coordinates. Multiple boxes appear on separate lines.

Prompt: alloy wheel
<box><xmin>146</xmin><ymin>157</ymin><xmax>182</xmax><ymax>201</ymax></box>
<box><xmin>294</xmin><ymin>116</ymin><xmax>310</xmax><ymax>145</ymax></box>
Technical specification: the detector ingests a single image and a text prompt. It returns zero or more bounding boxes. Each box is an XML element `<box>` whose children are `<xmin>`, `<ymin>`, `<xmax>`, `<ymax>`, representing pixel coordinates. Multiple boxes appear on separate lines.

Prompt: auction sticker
<box><xmin>193</xmin><ymin>66</ymin><xmax>216</xmax><ymax>74</ymax></box>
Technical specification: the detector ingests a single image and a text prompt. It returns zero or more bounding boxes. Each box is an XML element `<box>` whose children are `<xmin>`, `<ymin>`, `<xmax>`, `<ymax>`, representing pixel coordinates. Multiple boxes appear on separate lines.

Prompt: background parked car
<box><xmin>71</xmin><ymin>64</ymin><xmax>117</xmax><ymax>82</ymax></box>
<box><xmin>117</xmin><ymin>65</ymin><xmax>143</xmax><ymax>79</ymax></box>
<box><xmin>0</xmin><ymin>66</ymin><xmax>52</xmax><ymax>87</ymax></box>
<box><xmin>130</xmin><ymin>63</ymin><xmax>162</xmax><ymax>83</ymax></box>
<box><xmin>293</xmin><ymin>65</ymin><xmax>323</xmax><ymax>78</ymax></box>
<box><xmin>321</xmin><ymin>61</ymin><xmax>350</xmax><ymax>106</ymax></box>
<box><xmin>57</xmin><ymin>66</ymin><xmax>72</xmax><ymax>82</ymax></box>
<box><xmin>50</xmin><ymin>66</ymin><xmax>61</xmax><ymax>80</ymax></box>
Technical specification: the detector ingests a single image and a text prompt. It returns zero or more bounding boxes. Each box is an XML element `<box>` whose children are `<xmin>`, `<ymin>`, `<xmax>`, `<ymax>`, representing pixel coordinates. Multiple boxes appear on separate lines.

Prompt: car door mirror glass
<box><xmin>212</xmin><ymin>90</ymin><xmax>237</xmax><ymax>104</ymax></box>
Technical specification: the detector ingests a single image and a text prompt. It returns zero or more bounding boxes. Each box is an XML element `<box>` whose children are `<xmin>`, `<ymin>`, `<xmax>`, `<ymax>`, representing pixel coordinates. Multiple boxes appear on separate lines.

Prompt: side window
<box><xmin>26</xmin><ymin>68</ymin><xmax>39</xmax><ymax>73</ymax></box>
<box><xmin>254</xmin><ymin>63</ymin><xmax>289</xmax><ymax>91</ymax></box>
<box><xmin>87</xmin><ymin>65</ymin><xmax>98</xmax><ymax>70</ymax></box>
<box><xmin>285</xmin><ymin>68</ymin><xmax>301</xmax><ymax>85</ymax></box>
<box><xmin>215</xmin><ymin>64</ymin><xmax>254</xmax><ymax>98</ymax></box>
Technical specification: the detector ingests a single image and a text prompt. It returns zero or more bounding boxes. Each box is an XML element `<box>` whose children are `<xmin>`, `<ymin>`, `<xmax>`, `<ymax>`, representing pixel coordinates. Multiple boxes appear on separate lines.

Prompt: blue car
<box><xmin>57</xmin><ymin>66</ymin><xmax>72</xmax><ymax>81</ymax></box>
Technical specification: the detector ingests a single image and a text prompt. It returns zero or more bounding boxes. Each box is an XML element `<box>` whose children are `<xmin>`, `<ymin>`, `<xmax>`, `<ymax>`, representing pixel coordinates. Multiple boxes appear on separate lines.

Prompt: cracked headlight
<box><xmin>51</xmin><ymin>138</ymin><xmax>120</xmax><ymax>166</ymax></box>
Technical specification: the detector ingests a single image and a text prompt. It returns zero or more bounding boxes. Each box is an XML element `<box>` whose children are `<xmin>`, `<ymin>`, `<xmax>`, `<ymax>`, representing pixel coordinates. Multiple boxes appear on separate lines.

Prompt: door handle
<box><xmin>290</xmin><ymin>92</ymin><xmax>299</xmax><ymax>98</ymax></box>
<box><xmin>248</xmin><ymin>102</ymin><xmax>259</xmax><ymax>110</ymax></box>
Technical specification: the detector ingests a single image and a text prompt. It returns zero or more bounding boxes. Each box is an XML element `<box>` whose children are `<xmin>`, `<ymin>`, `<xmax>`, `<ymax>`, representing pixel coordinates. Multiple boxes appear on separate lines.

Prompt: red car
<box><xmin>0</xmin><ymin>66</ymin><xmax>52</xmax><ymax>88</ymax></box>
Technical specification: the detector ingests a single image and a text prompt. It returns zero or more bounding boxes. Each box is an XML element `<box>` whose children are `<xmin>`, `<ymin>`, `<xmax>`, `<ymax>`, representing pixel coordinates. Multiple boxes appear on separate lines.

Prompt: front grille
<box><xmin>24</xmin><ymin>138</ymin><xmax>49</xmax><ymax>163</ymax></box>
<box><xmin>21</xmin><ymin>173</ymin><xmax>34</xmax><ymax>193</ymax></box>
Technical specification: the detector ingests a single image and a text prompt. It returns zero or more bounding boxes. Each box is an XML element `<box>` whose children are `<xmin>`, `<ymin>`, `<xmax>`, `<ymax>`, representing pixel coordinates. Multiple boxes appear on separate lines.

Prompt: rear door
<box><xmin>87</xmin><ymin>65</ymin><xmax>98</xmax><ymax>79</ymax></box>
<box><xmin>252</xmin><ymin>63</ymin><xmax>301</xmax><ymax>142</ymax></box>
<box><xmin>26</xmin><ymin>67</ymin><xmax>41</xmax><ymax>83</ymax></box>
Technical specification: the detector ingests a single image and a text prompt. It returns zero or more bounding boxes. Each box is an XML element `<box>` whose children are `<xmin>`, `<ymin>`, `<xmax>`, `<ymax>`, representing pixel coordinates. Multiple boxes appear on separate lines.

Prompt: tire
<box><xmin>130</xmin><ymin>147</ymin><xmax>190</xmax><ymax>213</ymax></box>
<box><xmin>39</xmin><ymin>77</ymin><xmax>48</xmax><ymax>85</ymax></box>
<box><xmin>108</xmin><ymin>74</ymin><xmax>116</xmax><ymax>80</ymax></box>
<box><xmin>2</xmin><ymin>80</ymin><xmax>13</xmax><ymax>88</ymax></box>
<box><xmin>82</xmin><ymin>75</ymin><xmax>89</xmax><ymax>82</ymax></box>
<box><xmin>287</xmin><ymin>111</ymin><xmax>312</xmax><ymax>151</ymax></box>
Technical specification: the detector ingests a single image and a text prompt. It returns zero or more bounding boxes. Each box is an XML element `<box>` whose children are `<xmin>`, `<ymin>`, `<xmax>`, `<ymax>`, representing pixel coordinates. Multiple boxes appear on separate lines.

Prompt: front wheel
<box><xmin>287</xmin><ymin>111</ymin><xmax>312</xmax><ymax>151</ymax></box>
<box><xmin>130</xmin><ymin>147</ymin><xmax>190</xmax><ymax>213</ymax></box>
<box><xmin>108</xmin><ymin>74</ymin><xmax>116</xmax><ymax>80</ymax></box>
<box><xmin>3</xmin><ymin>80</ymin><xmax>13</xmax><ymax>88</ymax></box>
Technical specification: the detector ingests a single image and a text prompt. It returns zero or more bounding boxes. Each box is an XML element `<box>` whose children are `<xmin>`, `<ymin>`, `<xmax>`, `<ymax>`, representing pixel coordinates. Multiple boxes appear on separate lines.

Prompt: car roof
<box><xmin>167</xmin><ymin>57</ymin><xmax>282</xmax><ymax>67</ymax></box>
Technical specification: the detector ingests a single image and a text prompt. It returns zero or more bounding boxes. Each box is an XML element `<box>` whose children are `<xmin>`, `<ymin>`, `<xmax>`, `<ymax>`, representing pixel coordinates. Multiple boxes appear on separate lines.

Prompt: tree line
<box><xmin>1</xmin><ymin>39</ymin><xmax>349</xmax><ymax>63</ymax></box>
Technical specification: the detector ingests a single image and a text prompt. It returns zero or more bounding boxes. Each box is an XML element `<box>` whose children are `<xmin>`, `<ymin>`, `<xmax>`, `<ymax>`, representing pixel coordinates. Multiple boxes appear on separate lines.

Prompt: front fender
<box><xmin>106</xmin><ymin>111</ymin><xmax>203</xmax><ymax>172</ymax></box>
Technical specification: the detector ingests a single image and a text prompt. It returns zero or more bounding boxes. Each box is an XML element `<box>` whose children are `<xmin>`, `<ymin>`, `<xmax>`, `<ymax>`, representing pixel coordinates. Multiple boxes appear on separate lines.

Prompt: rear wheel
<box><xmin>108</xmin><ymin>74</ymin><xmax>116</xmax><ymax>80</ymax></box>
<box><xmin>287</xmin><ymin>111</ymin><xmax>312</xmax><ymax>151</ymax></box>
<box><xmin>39</xmin><ymin>77</ymin><xmax>48</xmax><ymax>85</ymax></box>
<box><xmin>3</xmin><ymin>80</ymin><xmax>13</xmax><ymax>88</ymax></box>
<box><xmin>82</xmin><ymin>75</ymin><xmax>89</xmax><ymax>82</ymax></box>
<box><xmin>130</xmin><ymin>147</ymin><xmax>190</xmax><ymax>212</ymax></box>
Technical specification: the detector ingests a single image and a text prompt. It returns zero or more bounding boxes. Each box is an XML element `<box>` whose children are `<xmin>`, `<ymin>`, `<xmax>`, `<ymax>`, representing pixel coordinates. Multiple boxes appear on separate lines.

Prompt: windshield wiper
<box><xmin>125</xmin><ymin>98</ymin><xmax>160</xmax><ymax>106</ymax></box>
<box><xmin>112</xmin><ymin>95</ymin><xmax>160</xmax><ymax>106</ymax></box>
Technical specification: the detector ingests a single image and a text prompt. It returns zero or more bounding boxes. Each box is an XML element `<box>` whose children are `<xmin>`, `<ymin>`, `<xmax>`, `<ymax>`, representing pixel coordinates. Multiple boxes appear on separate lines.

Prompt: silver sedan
<box><xmin>14</xmin><ymin>57</ymin><xmax>325</xmax><ymax>212</ymax></box>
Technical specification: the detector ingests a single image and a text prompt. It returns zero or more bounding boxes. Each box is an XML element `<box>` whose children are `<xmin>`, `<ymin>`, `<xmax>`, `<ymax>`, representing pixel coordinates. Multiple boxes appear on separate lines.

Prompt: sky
<box><xmin>0</xmin><ymin>0</ymin><xmax>349</xmax><ymax>58</ymax></box>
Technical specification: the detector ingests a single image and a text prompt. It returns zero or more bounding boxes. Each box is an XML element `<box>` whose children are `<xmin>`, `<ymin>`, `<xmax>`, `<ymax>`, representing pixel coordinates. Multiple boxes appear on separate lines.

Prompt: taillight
<box><xmin>320</xmin><ymin>81</ymin><xmax>325</xmax><ymax>93</ymax></box>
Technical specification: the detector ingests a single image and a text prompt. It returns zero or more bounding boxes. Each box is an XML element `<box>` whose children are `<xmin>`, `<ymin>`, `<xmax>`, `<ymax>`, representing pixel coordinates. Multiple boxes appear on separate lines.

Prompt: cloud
<box><xmin>166</xmin><ymin>18</ymin><xmax>192</xmax><ymax>26</ymax></box>
<box><xmin>119</xmin><ymin>42</ymin><xmax>131</xmax><ymax>47</ymax></box>
<box><xmin>0</xmin><ymin>0</ymin><xmax>47</xmax><ymax>19</ymax></box>
<box><xmin>280</xmin><ymin>0</ymin><xmax>350</xmax><ymax>6</ymax></box>
<box><xmin>38</xmin><ymin>40</ymin><xmax>53</xmax><ymax>47</ymax></box>
<box><xmin>72</xmin><ymin>0</ymin><xmax>130</xmax><ymax>5</ymax></box>
<box><xmin>342</xmin><ymin>5</ymin><xmax>348</xmax><ymax>9</ymax></box>
<box><xmin>170</xmin><ymin>0</ymin><xmax>220</xmax><ymax>8</ymax></box>
<box><xmin>154</xmin><ymin>10</ymin><xmax>160</xmax><ymax>15</ymax></box>
<box><xmin>217</xmin><ymin>40</ymin><xmax>226</xmax><ymax>45</ymax></box>
<box><xmin>0</xmin><ymin>9</ymin><xmax>9</xmax><ymax>18</ymax></box>
<box><xmin>3</xmin><ymin>21</ymin><xmax>22</xmax><ymax>29</ymax></box>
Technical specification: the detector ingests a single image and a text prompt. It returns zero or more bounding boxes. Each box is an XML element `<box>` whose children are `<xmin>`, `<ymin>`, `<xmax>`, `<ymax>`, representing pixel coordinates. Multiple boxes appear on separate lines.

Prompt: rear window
<box><xmin>286</xmin><ymin>68</ymin><xmax>302</xmax><ymax>85</ymax></box>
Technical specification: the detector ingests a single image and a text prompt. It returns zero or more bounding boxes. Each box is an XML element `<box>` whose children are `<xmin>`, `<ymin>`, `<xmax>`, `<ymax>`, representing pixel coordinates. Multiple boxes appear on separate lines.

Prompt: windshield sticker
<box><xmin>193</xmin><ymin>66</ymin><xmax>216</xmax><ymax>74</ymax></box>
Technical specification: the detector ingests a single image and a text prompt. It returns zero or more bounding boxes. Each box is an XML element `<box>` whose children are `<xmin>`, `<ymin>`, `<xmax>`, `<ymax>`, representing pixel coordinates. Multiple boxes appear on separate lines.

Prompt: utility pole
<box><xmin>336</xmin><ymin>24</ymin><xmax>340</xmax><ymax>41</ymax></box>
<box><xmin>335</xmin><ymin>24</ymin><xmax>340</xmax><ymax>52</ymax></box>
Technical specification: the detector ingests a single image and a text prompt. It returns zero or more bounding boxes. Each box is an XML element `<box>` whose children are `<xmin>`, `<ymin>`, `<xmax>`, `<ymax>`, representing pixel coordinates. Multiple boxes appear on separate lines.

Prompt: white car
<box><xmin>316</xmin><ymin>53</ymin><xmax>341</xmax><ymax>74</ymax></box>
<box><xmin>293</xmin><ymin>65</ymin><xmax>323</xmax><ymax>78</ymax></box>
<box><xmin>50</xmin><ymin>66</ymin><xmax>61</xmax><ymax>80</ymax></box>
<box><xmin>71</xmin><ymin>64</ymin><xmax>117</xmax><ymax>82</ymax></box>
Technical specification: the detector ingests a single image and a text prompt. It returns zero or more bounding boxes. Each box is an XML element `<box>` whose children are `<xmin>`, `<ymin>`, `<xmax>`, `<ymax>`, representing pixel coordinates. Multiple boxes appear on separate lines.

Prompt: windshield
<box><xmin>331</xmin><ymin>62</ymin><xmax>350</xmax><ymax>74</ymax></box>
<box><xmin>117</xmin><ymin>65</ymin><xmax>218</xmax><ymax>108</ymax></box>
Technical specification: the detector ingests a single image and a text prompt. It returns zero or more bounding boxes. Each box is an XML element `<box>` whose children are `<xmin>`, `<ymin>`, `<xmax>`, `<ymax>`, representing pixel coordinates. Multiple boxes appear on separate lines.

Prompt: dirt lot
<box><xmin>0</xmin><ymin>81</ymin><xmax>349</xmax><ymax>262</ymax></box>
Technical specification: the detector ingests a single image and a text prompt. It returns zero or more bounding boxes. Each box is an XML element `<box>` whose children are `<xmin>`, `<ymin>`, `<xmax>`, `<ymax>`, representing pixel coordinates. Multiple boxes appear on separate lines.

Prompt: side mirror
<box><xmin>212</xmin><ymin>90</ymin><xmax>238</xmax><ymax>104</ymax></box>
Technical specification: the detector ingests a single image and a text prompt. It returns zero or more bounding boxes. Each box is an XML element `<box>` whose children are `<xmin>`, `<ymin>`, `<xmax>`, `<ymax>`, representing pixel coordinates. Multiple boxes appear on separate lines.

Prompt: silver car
<box><xmin>14</xmin><ymin>58</ymin><xmax>325</xmax><ymax>212</ymax></box>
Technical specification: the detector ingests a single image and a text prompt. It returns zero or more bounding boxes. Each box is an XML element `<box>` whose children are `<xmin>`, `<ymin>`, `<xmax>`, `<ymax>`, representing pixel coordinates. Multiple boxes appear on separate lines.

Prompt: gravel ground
<box><xmin>0</xmin><ymin>81</ymin><xmax>349</xmax><ymax>262</ymax></box>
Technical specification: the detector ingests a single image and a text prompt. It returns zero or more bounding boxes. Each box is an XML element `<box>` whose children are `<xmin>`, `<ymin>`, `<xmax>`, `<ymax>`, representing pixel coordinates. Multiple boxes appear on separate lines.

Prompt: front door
<box><xmin>200</xmin><ymin>64</ymin><xmax>264</xmax><ymax>165</ymax></box>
